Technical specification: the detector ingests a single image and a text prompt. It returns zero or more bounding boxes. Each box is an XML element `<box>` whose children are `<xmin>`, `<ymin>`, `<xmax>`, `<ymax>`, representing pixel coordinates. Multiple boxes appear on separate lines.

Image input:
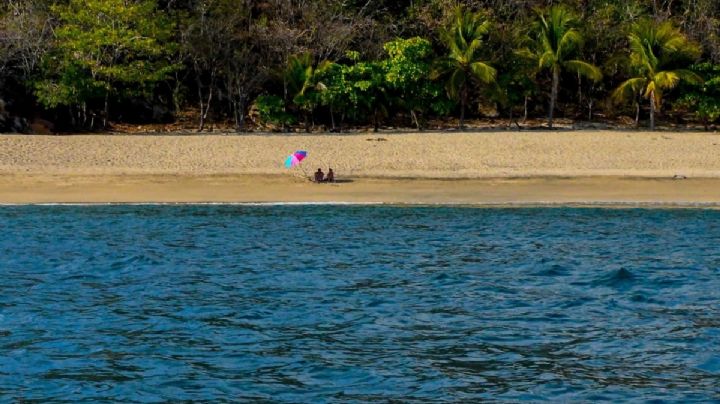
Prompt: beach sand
<box><xmin>2</xmin><ymin>174</ymin><xmax>720</xmax><ymax>206</ymax></box>
<box><xmin>2</xmin><ymin>131</ymin><xmax>720</xmax><ymax>204</ymax></box>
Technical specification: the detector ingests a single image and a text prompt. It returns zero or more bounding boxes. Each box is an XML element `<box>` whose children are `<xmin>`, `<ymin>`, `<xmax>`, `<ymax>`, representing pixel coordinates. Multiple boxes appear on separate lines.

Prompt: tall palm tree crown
<box><xmin>432</xmin><ymin>6</ymin><xmax>496</xmax><ymax>129</ymax></box>
<box><xmin>283</xmin><ymin>53</ymin><xmax>315</xmax><ymax>104</ymax></box>
<box><xmin>533</xmin><ymin>6</ymin><xmax>602</xmax><ymax>128</ymax></box>
<box><xmin>612</xmin><ymin>19</ymin><xmax>702</xmax><ymax>130</ymax></box>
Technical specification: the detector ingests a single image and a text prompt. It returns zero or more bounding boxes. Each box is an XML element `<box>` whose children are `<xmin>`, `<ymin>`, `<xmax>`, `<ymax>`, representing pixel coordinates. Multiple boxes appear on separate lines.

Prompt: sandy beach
<box><xmin>2</xmin><ymin>130</ymin><xmax>720</xmax><ymax>204</ymax></box>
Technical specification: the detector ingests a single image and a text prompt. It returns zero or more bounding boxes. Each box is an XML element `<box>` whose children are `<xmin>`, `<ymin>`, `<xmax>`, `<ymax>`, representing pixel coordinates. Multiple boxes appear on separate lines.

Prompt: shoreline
<box><xmin>3</xmin><ymin>174</ymin><xmax>720</xmax><ymax>206</ymax></box>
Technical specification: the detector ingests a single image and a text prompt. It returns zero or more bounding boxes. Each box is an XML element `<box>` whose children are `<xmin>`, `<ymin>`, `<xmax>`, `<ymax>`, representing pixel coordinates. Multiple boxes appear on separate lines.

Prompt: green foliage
<box><xmin>35</xmin><ymin>0</ymin><xmax>176</xmax><ymax>122</ymax></box>
<box><xmin>530</xmin><ymin>5</ymin><xmax>601</xmax><ymax>127</ymax></box>
<box><xmin>612</xmin><ymin>19</ymin><xmax>702</xmax><ymax>129</ymax></box>
<box><xmin>676</xmin><ymin>63</ymin><xmax>720</xmax><ymax>124</ymax></box>
<box><xmin>254</xmin><ymin>95</ymin><xmax>295</xmax><ymax>127</ymax></box>
<box><xmin>283</xmin><ymin>53</ymin><xmax>320</xmax><ymax>114</ymax></box>
<box><xmin>345</xmin><ymin>51</ymin><xmax>361</xmax><ymax>62</ymax></box>
<box><xmin>295</xmin><ymin>53</ymin><xmax>389</xmax><ymax>126</ymax></box>
<box><xmin>5</xmin><ymin>0</ymin><xmax>720</xmax><ymax>131</ymax></box>
<box><xmin>534</xmin><ymin>6</ymin><xmax>601</xmax><ymax>80</ymax></box>
<box><xmin>314</xmin><ymin>62</ymin><xmax>350</xmax><ymax>118</ymax></box>
<box><xmin>432</xmin><ymin>6</ymin><xmax>497</xmax><ymax>127</ymax></box>
<box><xmin>382</xmin><ymin>37</ymin><xmax>451</xmax><ymax>125</ymax></box>
<box><xmin>494</xmin><ymin>55</ymin><xmax>538</xmax><ymax>115</ymax></box>
<box><xmin>342</xmin><ymin>59</ymin><xmax>388</xmax><ymax>125</ymax></box>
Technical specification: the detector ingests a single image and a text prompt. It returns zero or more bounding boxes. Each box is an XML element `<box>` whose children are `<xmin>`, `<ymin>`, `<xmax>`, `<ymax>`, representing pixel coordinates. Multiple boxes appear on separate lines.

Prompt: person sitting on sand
<box><xmin>314</xmin><ymin>168</ymin><xmax>324</xmax><ymax>183</ymax></box>
<box><xmin>325</xmin><ymin>168</ymin><xmax>335</xmax><ymax>183</ymax></box>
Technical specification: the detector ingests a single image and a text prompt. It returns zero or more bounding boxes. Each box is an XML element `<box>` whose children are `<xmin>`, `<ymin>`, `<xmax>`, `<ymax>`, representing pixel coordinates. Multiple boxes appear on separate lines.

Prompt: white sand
<box><xmin>1</xmin><ymin>131</ymin><xmax>719</xmax><ymax>178</ymax></box>
<box><xmin>2</xmin><ymin>131</ymin><xmax>720</xmax><ymax>204</ymax></box>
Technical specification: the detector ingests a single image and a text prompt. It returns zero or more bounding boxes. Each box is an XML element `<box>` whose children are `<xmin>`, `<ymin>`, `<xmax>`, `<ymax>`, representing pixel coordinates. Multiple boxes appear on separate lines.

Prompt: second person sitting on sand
<box><xmin>313</xmin><ymin>168</ymin><xmax>335</xmax><ymax>183</ymax></box>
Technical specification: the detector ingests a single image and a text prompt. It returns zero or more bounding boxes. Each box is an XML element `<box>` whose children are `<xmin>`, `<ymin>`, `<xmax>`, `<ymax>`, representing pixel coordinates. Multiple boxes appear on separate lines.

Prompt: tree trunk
<box><xmin>635</xmin><ymin>101</ymin><xmax>640</xmax><ymax>126</ymax></box>
<box><xmin>238</xmin><ymin>109</ymin><xmax>246</xmax><ymax>132</ymax></box>
<box><xmin>548</xmin><ymin>67</ymin><xmax>559</xmax><ymax>128</ymax></box>
<box><xmin>199</xmin><ymin>86</ymin><xmax>213</xmax><ymax>132</ymax></box>
<box><xmin>411</xmin><ymin>110</ymin><xmax>421</xmax><ymax>131</ymax></box>
<box><xmin>197</xmin><ymin>78</ymin><xmax>205</xmax><ymax>132</ymax></box>
<box><xmin>81</xmin><ymin>102</ymin><xmax>88</xmax><ymax>128</ymax></box>
<box><xmin>282</xmin><ymin>77</ymin><xmax>289</xmax><ymax>133</ymax></box>
<box><xmin>198</xmin><ymin>69</ymin><xmax>215</xmax><ymax>133</ymax></box>
<box><xmin>239</xmin><ymin>110</ymin><xmax>246</xmax><ymax>132</ymax></box>
<box><xmin>172</xmin><ymin>71</ymin><xmax>183</xmax><ymax>116</ymax></box>
<box><xmin>330</xmin><ymin>105</ymin><xmax>336</xmax><ymax>132</ymax></box>
<box><xmin>459</xmin><ymin>86</ymin><xmax>467</xmax><ymax>130</ymax></box>
<box><xmin>649</xmin><ymin>90</ymin><xmax>656</xmax><ymax>130</ymax></box>
<box><xmin>198</xmin><ymin>91</ymin><xmax>206</xmax><ymax>132</ymax></box>
<box><xmin>234</xmin><ymin>93</ymin><xmax>247</xmax><ymax>132</ymax></box>
<box><xmin>103</xmin><ymin>92</ymin><xmax>109</xmax><ymax>129</ymax></box>
<box><xmin>577</xmin><ymin>72</ymin><xmax>582</xmax><ymax>111</ymax></box>
<box><xmin>523</xmin><ymin>95</ymin><xmax>529</xmax><ymax>122</ymax></box>
<box><xmin>69</xmin><ymin>106</ymin><xmax>77</xmax><ymax>128</ymax></box>
<box><xmin>373</xmin><ymin>108</ymin><xmax>379</xmax><ymax>132</ymax></box>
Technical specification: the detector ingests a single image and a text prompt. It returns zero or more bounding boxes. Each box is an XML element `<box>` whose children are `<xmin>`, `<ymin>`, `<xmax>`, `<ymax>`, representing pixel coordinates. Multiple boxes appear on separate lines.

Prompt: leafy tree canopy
<box><xmin>35</xmin><ymin>0</ymin><xmax>176</xmax><ymax>127</ymax></box>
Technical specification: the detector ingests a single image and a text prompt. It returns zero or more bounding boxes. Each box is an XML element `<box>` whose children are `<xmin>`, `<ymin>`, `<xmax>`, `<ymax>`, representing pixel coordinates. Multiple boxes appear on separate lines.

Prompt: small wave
<box><xmin>0</xmin><ymin>201</ymin><xmax>388</xmax><ymax>207</ymax></box>
<box><xmin>534</xmin><ymin>264</ymin><xmax>569</xmax><ymax>277</ymax></box>
<box><xmin>595</xmin><ymin>267</ymin><xmax>636</xmax><ymax>288</ymax></box>
<box><xmin>4</xmin><ymin>201</ymin><xmax>720</xmax><ymax>208</ymax></box>
<box><xmin>697</xmin><ymin>356</ymin><xmax>720</xmax><ymax>374</ymax></box>
<box><xmin>109</xmin><ymin>254</ymin><xmax>162</xmax><ymax>270</ymax></box>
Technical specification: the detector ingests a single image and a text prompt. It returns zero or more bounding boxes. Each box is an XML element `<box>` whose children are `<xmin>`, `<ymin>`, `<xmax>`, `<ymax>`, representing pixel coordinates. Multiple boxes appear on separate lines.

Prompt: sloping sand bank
<box><xmin>1</xmin><ymin>175</ymin><xmax>720</xmax><ymax>206</ymax></box>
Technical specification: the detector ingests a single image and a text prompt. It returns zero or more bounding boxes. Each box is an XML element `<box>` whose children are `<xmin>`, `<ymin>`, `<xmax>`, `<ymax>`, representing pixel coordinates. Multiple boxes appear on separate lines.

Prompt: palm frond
<box><xmin>556</xmin><ymin>28</ymin><xmax>582</xmax><ymax>60</ymax></box>
<box><xmin>469</xmin><ymin>61</ymin><xmax>496</xmax><ymax>84</ymax></box>
<box><xmin>643</xmin><ymin>80</ymin><xmax>656</xmax><ymax>99</ymax></box>
<box><xmin>564</xmin><ymin>60</ymin><xmax>602</xmax><ymax>82</ymax></box>
<box><xmin>430</xmin><ymin>57</ymin><xmax>456</xmax><ymax>80</ymax></box>
<box><xmin>538</xmin><ymin>50</ymin><xmax>556</xmax><ymax>69</ymax></box>
<box><xmin>466</xmin><ymin>38</ymin><xmax>483</xmax><ymax>62</ymax></box>
<box><xmin>533</xmin><ymin>5</ymin><xmax>585</xmax><ymax>69</ymax></box>
<box><xmin>515</xmin><ymin>48</ymin><xmax>537</xmax><ymax>62</ymax></box>
<box><xmin>653</xmin><ymin>71</ymin><xmax>681</xmax><ymax>91</ymax></box>
<box><xmin>627</xmin><ymin>18</ymin><xmax>700</xmax><ymax>75</ymax></box>
<box><xmin>611</xmin><ymin>77</ymin><xmax>647</xmax><ymax>104</ymax></box>
<box><xmin>672</xmin><ymin>69</ymin><xmax>704</xmax><ymax>85</ymax></box>
<box><xmin>472</xmin><ymin>19</ymin><xmax>492</xmax><ymax>39</ymax></box>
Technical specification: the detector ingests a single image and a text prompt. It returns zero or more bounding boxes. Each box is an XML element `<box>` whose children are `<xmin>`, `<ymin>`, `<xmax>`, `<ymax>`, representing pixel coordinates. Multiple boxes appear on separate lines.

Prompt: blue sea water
<box><xmin>1</xmin><ymin>205</ymin><xmax>719</xmax><ymax>402</ymax></box>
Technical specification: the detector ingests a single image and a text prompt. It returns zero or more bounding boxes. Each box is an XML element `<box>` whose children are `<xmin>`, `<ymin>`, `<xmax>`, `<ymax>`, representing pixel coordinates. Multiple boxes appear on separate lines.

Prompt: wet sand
<box><xmin>1</xmin><ymin>174</ymin><xmax>720</xmax><ymax>206</ymax></box>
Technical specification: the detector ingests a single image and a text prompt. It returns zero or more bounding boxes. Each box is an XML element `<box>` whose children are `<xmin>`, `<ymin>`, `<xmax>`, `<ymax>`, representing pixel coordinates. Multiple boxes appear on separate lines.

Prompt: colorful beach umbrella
<box><xmin>284</xmin><ymin>150</ymin><xmax>308</xmax><ymax>168</ymax></box>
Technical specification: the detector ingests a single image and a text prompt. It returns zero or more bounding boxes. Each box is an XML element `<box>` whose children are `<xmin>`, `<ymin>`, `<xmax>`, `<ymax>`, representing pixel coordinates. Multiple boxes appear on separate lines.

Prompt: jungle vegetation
<box><xmin>1</xmin><ymin>0</ymin><xmax>719</xmax><ymax>132</ymax></box>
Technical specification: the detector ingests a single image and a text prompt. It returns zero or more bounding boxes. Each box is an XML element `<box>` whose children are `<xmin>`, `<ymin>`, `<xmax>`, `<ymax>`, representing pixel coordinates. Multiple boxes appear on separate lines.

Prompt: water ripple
<box><xmin>0</xmin><ymin>206</ymin><xmax>719</xmax><ymax>402</ymax></box>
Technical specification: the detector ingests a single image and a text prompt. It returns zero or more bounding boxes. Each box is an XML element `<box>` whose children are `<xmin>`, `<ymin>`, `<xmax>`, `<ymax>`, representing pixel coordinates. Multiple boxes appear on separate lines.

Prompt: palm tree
<box><xmin>432</xmin><ymin>6</ymin><xmax>496</xmax><ymax>129</ymax></box>
<box><xmin>612</xmin><ymin>19</ymin><xmax>702</xmax><ymax>130</ymax></box>
<box><xmin>532</xmin><ymin>6</ymin><xmax>602</xmax><ymax>128</ymax></box>
<box><xmin>283</xmin><ymin>53</ymin><xmax>315</xmax><ymax>105</ymax></box>
<box><xmin>282</xmin><ymin>53</ymin><xmax>330</xmax><ymax>132</ymax></box>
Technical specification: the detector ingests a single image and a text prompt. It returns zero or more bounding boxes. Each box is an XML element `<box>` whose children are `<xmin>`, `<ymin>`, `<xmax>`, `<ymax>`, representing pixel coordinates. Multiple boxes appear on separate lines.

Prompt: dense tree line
<box><xmin>1</xmin><ymin>0</ymin><xmax>719</xmax><ymax>132</ymax></box>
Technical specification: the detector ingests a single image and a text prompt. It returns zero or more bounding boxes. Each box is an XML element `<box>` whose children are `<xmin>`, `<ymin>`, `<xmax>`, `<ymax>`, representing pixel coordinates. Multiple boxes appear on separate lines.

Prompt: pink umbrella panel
<box><xmin>284</xmin><ymin>150</ymin><xmax>308</xmax><ymax>168</ymax></box>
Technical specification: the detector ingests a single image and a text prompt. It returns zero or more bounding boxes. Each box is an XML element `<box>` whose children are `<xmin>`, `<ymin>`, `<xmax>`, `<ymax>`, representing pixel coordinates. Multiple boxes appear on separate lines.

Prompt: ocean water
<box><xmin>1</xmin><ymin>205</ymin><xmax>719</xmax><ymax>402</ymax></box>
